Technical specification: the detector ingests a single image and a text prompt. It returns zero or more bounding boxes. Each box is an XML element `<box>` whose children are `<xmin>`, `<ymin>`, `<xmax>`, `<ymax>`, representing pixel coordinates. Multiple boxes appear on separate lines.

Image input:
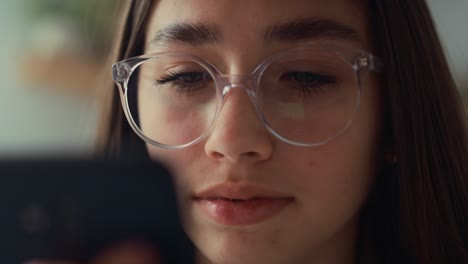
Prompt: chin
<box><xmin>198</xmin><ymin>245</ymin><xmax>284</xmax><ymax>264</ymax></box>
<box><xmin>192</xmin><ymin>227</ymin><xmax>296</xmax><ymax>264</ymax></box>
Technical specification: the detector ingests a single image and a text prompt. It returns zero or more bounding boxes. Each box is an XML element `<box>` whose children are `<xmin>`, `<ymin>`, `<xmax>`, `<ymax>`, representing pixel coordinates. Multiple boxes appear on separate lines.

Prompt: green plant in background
<box><xmin>23</xmin><ymin>0</ymin><xmax>119</xmax><ymax>58</ymax></box>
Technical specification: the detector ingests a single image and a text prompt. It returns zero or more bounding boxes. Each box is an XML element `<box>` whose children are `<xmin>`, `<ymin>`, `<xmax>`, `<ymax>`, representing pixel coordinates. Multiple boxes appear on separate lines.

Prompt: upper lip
<box><xmin>194</xmin><ymin>183</ymin><xmax>293</xmax><ymax>200</ymax></box>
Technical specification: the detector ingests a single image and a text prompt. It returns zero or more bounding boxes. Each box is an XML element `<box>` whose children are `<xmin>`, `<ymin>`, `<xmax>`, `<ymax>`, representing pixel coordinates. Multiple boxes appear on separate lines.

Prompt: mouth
<box><xmin>193</xmin><ymin>184</ymin><xmax>294</xmax><ymax>226</ymax></box>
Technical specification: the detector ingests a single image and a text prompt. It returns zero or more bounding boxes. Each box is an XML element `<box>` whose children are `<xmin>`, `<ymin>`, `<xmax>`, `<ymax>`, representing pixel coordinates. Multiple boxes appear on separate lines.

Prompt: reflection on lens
<box><xmin>257</xmin><ymin>50</ymin><xmax>359</xmax><ymax>145</ymax></box>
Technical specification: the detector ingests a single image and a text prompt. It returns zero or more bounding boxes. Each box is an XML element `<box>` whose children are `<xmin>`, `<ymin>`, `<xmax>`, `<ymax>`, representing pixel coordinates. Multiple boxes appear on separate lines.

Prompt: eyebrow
<box><xmin>151</xmin><ymin>18</ymin><xmax>361</xmax><ymax>47</ymax></box>
<box><xmin>265</xmin><ymin>18</ymin><xmax>361</xmax><ymax>43</ymax></box>
<box><xmin>152</xmin><ymin>22</ymin><xmax>222</xmax><ymax>46</ymax></box>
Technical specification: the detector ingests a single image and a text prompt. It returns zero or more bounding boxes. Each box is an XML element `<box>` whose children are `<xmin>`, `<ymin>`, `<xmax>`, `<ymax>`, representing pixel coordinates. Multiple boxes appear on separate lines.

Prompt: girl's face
<box><xmin>143</xmin><ymin>0</ymin><xmax>382</xmax><ymax>263</ymax></box>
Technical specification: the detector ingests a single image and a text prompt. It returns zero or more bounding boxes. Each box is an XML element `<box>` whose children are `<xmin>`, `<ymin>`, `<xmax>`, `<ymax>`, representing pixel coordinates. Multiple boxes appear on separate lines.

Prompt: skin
<box><xmin>142</xmin><ymin>0</ymin><xmax>383</xmax><ymax>263</ymax></box>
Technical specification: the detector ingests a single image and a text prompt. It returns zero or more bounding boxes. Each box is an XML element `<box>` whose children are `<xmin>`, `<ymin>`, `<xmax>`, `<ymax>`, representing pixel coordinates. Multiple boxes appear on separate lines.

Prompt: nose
<box><xmin>204</xmin><ymin>84</ymin><xmax>273</xmax><ymax>164</ymax></box>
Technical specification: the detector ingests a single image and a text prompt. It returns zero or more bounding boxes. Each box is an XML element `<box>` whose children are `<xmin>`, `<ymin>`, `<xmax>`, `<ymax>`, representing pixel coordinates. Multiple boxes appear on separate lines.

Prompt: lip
<box><xmin>193</xmin><ymin>183</ymin><xmax>294</xmax><ymax>226</ymax></box>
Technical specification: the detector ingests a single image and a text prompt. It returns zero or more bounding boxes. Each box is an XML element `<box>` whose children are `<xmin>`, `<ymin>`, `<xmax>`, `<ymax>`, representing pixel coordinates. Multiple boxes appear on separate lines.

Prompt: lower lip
<box><xmin>195</xmin><ymin>197</ymin><xmax>293</xmax><ymax>226</ymax></box>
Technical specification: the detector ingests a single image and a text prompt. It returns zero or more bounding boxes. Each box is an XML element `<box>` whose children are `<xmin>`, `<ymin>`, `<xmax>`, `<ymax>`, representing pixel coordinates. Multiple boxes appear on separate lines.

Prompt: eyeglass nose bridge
<box><xmin>216</xmin><ymin>74</ymin><xmax>258</xmax><ymax>99</ymax></box>
<box><xmin>213</xmin><ymin>74</ymin><xmax>266</xmax><ymax>129</ymax></box>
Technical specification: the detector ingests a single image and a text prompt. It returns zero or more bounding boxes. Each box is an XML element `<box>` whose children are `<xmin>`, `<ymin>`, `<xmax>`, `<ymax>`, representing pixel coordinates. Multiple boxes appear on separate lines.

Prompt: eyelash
<box><xmin>154</xmin><ymin>70</ymin><xmax>336</xmax><ymax>96</ymax></box>
<box><xmin>155</xmin><ymin>71</ymin><xmax>212</xmax><ymax>93</ymax></box>
<box><xmin>281</xmin><ymin>71</ymin><xmax>338</xmax><ymax>95</ymax></box>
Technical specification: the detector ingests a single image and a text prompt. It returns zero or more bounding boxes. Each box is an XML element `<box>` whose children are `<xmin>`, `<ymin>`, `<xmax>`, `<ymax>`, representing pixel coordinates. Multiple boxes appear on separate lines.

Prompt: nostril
<box><xmin>210</xmin><ymin>151</ymin><xmax>224</xmax><ymax>159</ymax></box>
<box><xmin>244</xmin><ymin>151</ymin><xmax>259</xmax><ymax>158</ymax></box>
<box><xmin>208</xmin><ymin>150</ymin><xmax>259</xmax><ymax>161</ymax></box>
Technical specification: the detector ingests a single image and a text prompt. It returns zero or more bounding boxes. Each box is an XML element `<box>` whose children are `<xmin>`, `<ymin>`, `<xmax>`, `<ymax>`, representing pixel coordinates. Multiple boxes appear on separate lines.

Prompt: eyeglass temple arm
<box><xmin>368</xmin><ymin>54</ymin><xmax>384</xmax><ymax>72</ymax></box>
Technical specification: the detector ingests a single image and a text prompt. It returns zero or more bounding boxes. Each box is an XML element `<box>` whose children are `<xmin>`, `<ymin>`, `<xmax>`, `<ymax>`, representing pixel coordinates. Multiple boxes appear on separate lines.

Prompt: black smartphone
<box><xmin>0</xmin><ymin>159</ymin><xmax>194</xmax><ymax>263</ymax></box>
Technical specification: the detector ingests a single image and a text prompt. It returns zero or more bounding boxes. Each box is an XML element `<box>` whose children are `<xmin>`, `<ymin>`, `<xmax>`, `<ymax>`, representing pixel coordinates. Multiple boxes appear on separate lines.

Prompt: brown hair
<box><xmin>101</xmin><ymin>0</ymin><xmax>468</xmax><ymax>263</ymax></box>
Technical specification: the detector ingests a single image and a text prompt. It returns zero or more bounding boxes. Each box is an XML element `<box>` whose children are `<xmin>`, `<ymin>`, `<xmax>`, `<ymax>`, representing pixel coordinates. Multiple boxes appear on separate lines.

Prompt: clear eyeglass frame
<box><xmin>112</xmin><ymin>43</ymin><xmax>383</xmax><ymax>149</ymax></box>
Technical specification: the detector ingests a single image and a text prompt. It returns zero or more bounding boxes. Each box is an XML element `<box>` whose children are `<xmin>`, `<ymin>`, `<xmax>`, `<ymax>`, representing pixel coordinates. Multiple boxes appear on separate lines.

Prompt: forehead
<box><xmin>145</xmin><ymin>0</ymin><xmax>373</xmax><ymax>51</ymax></box>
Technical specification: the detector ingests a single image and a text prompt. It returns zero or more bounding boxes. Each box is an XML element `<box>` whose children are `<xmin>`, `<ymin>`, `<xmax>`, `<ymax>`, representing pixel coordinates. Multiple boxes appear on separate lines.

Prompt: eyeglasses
<box><xmin>112</xmin><ymin>43</ymin><xmax>383</xmax><ymax>149</ymax></box>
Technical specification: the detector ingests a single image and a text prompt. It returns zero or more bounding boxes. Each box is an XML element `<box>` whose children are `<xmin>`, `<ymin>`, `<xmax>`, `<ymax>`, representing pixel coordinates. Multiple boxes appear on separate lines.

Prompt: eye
<box><xmin>157</xmin><ymin>71</ymin><xmax>212</xmax><ymax>84</ymax></box>
<box><xmin>155</xmin><ymin>71</ymin><xmax>213</xmax><ymax>94</ymax></box>
<box><xmin>280</xmin><ymin>71</ymin><xmax>337</xmax><ymax>95</ymax></box>
<box><xmin>281</xmin><ymin>71</ymin><xmax>336</xmax><ymax>85</ymax></box>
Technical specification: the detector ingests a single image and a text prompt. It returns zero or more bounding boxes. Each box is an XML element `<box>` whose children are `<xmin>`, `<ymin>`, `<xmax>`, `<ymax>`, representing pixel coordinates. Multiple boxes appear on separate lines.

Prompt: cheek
<box><xmin>282</xmin><ymin>137</ymin><xmax>377</xmax><ymax>218</ymax></box>
<box><xmin>286</xmin><ymin>82</ymin><xmax>381</xmax><ymax>222</ymax></box>
<box><xmin>270</xmin><ymin>141</ymin><xmax>378</xmax><ymax>246</ymax></box>
<box><xmin>138</xmin><ymin>90</ymin><xmax>211</xmax><ymax>146</ymax></box>
<box><xmin>146</xmin><ymin>144</ymin><xmax>205</xmax><ymax>194</ymax></box>
<box><xmin>146</xmin><ymin>144</ymin><xmax>210</xmax><ymax>230</ymax></box>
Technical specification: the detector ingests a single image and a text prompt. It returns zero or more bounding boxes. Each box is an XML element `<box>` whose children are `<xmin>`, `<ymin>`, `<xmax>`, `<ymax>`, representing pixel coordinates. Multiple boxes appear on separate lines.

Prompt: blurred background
<box><xmin>0</xmin><ymin>0</ymin><xmax>467</xmax><ymax>157</ymax></box>
<box><xmin>0</xmin><ymin>0</ymin><xmax>118</xmax><ymax>157</ymax></box>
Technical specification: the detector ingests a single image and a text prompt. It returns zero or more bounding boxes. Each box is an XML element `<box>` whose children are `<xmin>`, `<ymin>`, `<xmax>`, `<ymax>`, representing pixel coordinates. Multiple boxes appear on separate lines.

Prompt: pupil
<box><xmin>182</xmin><ymin>72</ymin><xmax>207</xmax><ymax>82</ymax></box>
<box><xmin>292</xmin><ymin>72</ymin><xmax>314</xmax><ymax>82</ymax></box>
